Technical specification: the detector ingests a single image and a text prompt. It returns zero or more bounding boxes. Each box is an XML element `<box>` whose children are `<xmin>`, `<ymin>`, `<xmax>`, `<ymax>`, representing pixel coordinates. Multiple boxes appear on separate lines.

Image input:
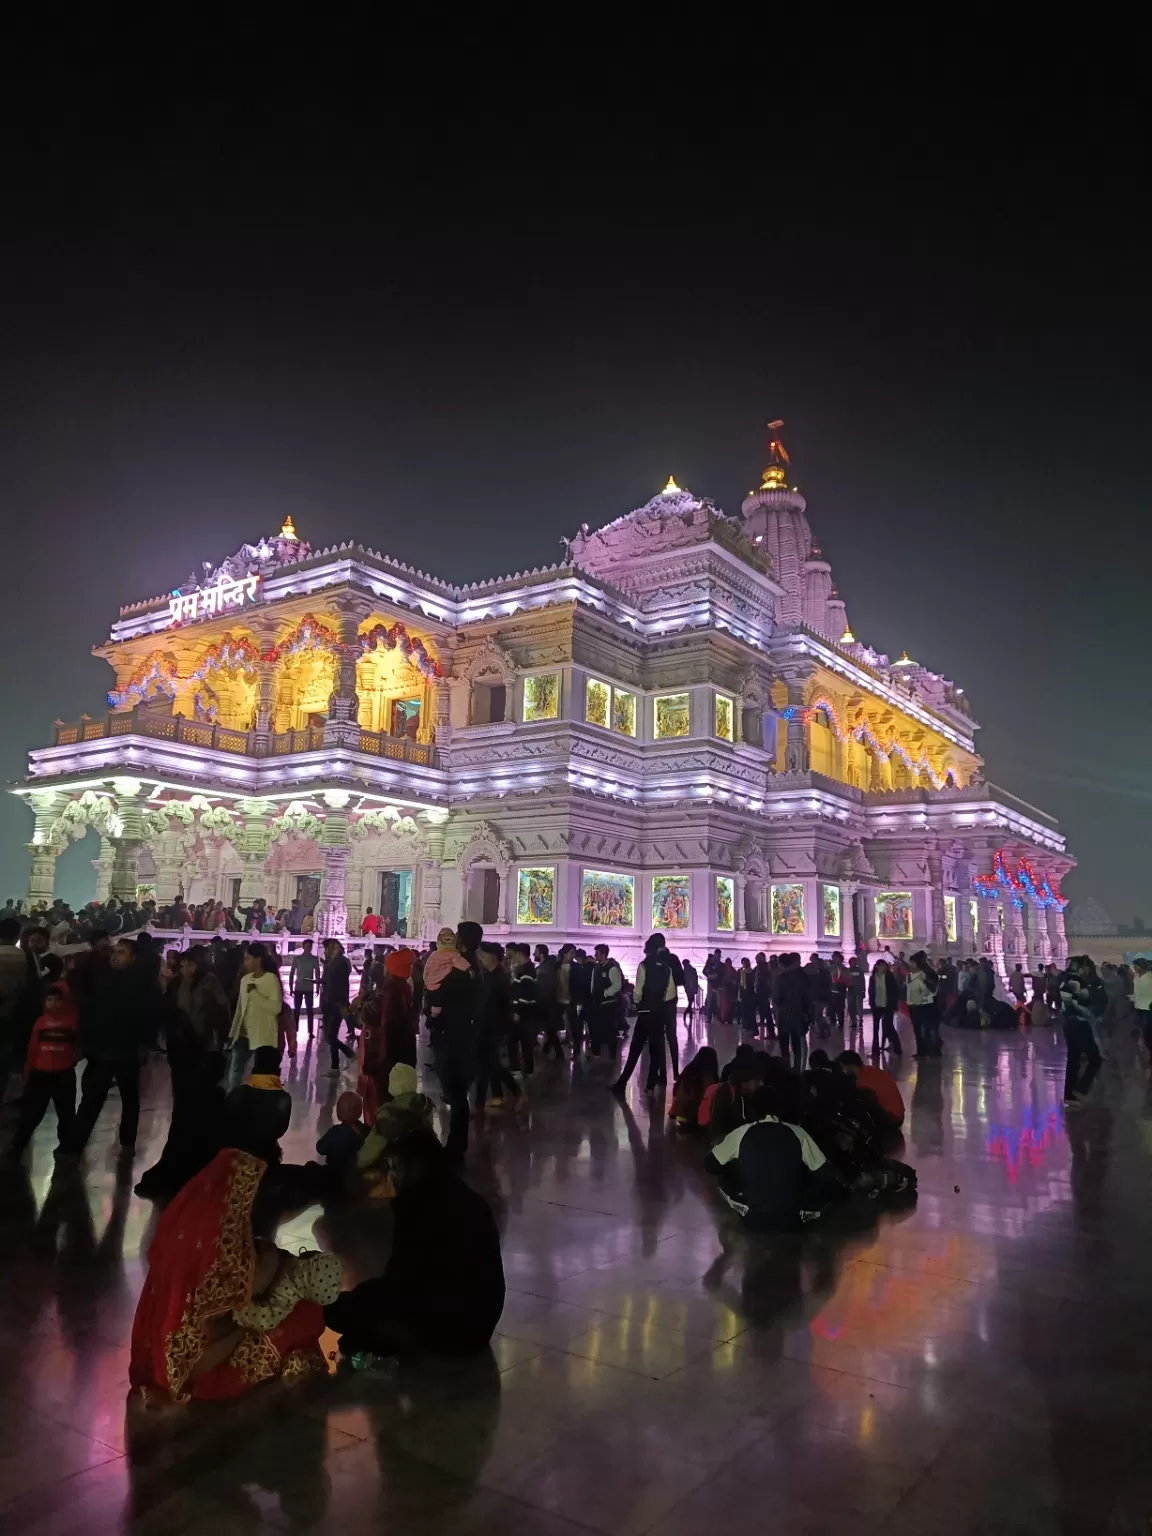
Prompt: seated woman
<box><xmin>326</xmin><ymin>1127</ymin><xmax>505</xmax><ymax>1360</ymax></box>
<box><xmin>129</xmin><ymin>1148</ymin><xmax>328</xmax><ymax>1404</ymax></box>
<box><xmin>669</xmin><ymin>1047</ymin><xmax>719</xmax><ymax>1129</ymax></box>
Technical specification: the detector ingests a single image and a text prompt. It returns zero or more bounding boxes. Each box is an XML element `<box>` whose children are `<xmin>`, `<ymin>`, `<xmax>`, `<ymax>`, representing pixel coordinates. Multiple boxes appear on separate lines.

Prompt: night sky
<box><xmin>1</xmin><ymin>114</ymin><xmax>1148</xmax><ymax>919</ymax></box>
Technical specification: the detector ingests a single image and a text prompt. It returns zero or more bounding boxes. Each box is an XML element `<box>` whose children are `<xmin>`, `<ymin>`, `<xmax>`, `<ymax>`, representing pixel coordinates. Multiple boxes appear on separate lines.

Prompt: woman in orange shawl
<box><xmin>129</xmin><ymin>1148</ymin><xmax>325</xmax><ymax>1404</ymax></box>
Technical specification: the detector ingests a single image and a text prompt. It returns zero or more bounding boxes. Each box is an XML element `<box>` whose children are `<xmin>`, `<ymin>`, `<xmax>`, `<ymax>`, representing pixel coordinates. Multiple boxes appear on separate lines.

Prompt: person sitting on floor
<box><xmin>836</xmin><ymin>1049</ymin><xmax>905</xmax><ymax>1127</ymax></box>
<box><xmin>316</xmin><ymin>1090</ymin><xmax>368</xmax><ymax>1172</ymax></box>
<box><xmin>129</xmin><ymin>1148</ymin><xmax>327</xmax><ymax>1404</ymax></box>
<box><xmin>325</xmin><ymin>1127</ymin><xmax>506</xmax><ymax>1360</ymax></box>
<box><xmin>357</xmin><ymin>1063</ymin><xmax>436</xmax><ymax>1169</ymax></box>
<box><xmin>669</xmin><ymin>1046</ymin><xmax>719</xmax><ymax>1129</ymax></box>
<box><xmin>706</xmin><ymin>1083</ymin><xmax>841</xmax><ymax>1230</ymax></box>
<box><xmin>705</xmin><ymin>1050</ymin><xmax>770</xmax><ymax>1143</ymax></box>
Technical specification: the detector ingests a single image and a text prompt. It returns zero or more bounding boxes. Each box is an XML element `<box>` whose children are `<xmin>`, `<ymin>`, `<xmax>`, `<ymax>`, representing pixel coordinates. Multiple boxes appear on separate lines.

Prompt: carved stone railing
<box><xmin>51</xmin><ymin>709</ymin><xmax>438</xmax><ymax>767</ymax></box>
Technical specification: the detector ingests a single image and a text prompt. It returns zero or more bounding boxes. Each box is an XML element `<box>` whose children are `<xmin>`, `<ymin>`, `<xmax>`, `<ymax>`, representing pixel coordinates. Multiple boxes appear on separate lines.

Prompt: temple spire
<box><xmin>759</xmin><ymin>419</ymin><xmax>791</xmax><ymax>491</ymax></box>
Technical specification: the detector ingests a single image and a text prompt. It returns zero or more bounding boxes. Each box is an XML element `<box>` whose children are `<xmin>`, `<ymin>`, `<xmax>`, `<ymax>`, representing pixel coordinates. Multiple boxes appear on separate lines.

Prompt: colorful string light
<box><xmin>973</xmin><ymin>849</ymin><xmax>1066</xmax><ymax>910</ymax></box>
<box><xmin>108</xmin><ymin>651</ymin><xmax>178</xmax><ymax>708</ymax></box>
<box><xmin>359</xmin><ymin>621</ymin><xmax>442</xmax><ymax>678</ymax></box>
<box><xmin>782</xmin><ymin>695</ymin><xmax>962</xmax><ymax>790</ymax></box>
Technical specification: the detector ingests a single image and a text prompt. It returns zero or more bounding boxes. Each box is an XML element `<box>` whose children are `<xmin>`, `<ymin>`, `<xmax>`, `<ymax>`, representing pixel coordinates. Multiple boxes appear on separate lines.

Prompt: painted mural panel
<box><xmin>523</xmin><ymin>672</ymin><xmax>560</xmax><ymax>722</ymax></box>
<box><xmin>875</xmin><ymin>891</ymin><xmax>914</xmax><ymax>941</ymax></box>
<box><xmin>944</xmin><ymin>894</ymin><xmax>958</xmax><ymax>943</ymax></box>
<box><xmin>581</xmin><ymin>870</ymin><xmax>635</xmax><ymax>927</ymax></box>
<box><xmin>517</xmin><ymin>867</ymin><xmax>555</xmax><ymax>925</ymax></box>
<box><xmin>652</xmin><ymin>874</ymin><xmax>690</xmax><ymax>931</ymax></box>
<box><xmin>715</xmin><ymin>877</ymin><xmax>735</xmax><ymax>932</ymax></box>
<box><xmin>822</xmin><ymin>884</ymin><xmax>841</xmax><ymax>938</ymax></box>
<box><xmin>585</xmin><ymin>677</ymin><xmax>610</xmax><ymax>729</ymax></box>
<box><xmin>969</xmin><ymin>897</ymin><xmax>979</xmax><ymax>940</ymax></box>
<box><xmin>771</xmin><ymin>883</ymin><xmax>805</xmax><ymax>936</ymax></box>
<box><xmin>715</xmin><ymin>694</ymin><xmax>734</xmax><ymax>742</ymax></box>
<box><xmin>613</xmin><ymin>688</ymin><xmax>636</xmax><ymax>737</ymax></box>
<box><xmin>654</xmin><ymin>692</ymin><xmax>690</xmax><ymax>739</ymax></box>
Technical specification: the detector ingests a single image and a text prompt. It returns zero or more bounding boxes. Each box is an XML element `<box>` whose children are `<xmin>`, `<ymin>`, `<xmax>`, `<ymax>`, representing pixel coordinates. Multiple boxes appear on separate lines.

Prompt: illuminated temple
<box><xmin>14</xmin><ymin>430</ymin><xmax>1072</xmax><ymax>970</ymax></box>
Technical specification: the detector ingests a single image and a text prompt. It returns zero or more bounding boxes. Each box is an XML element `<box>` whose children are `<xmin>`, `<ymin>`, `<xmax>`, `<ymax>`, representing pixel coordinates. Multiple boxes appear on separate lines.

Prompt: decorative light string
<box><xmin>359</xmin><ymin>621</ymin><xmax>442</xmax><ymax>679</ymax></box>
<box><xmin>973</xmin><ymin>849</ymin><xmax>1067</xmax><ymax>910</ymax></box>
<box><xmin>782</xmin><ymin>695</ymin><xmax>962</xmax><ymax>790</ymax></box>
<box><xmin>108</xmin><ymin>651</ymin><xmax>178</xmax><ymax>707</ymax></box>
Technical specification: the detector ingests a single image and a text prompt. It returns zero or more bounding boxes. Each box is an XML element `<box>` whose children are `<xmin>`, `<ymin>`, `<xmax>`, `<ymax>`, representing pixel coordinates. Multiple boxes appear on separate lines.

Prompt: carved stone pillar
<box><xmin>1002</xmin><ymin>900</ymin><xmax>1027</xmax><ymax>974</ymax></box>
<box><xmin>1024</xmin><ymin>903</ymin><xmax>1051</xmax><ymax>968</ymax></box>
<box><xmin>152</xmin><ymin>833</ymin><xmax>188</xmax><ymax>905</ymax></box>
<box><xmin>323</xmin><ymin>602</ymin><xmax>365</xmax><ymax>749</ymax></box>
<box><xmin>432</xmin><ymin>679</ymin><xmax>452</xmax><ymax>747</ymax></box>
<box><xmin>927</xmin><ymin>851</ymin><xmax>947</xmax><ymax>952</ymax></box>
<box><xmin>780</xmin><ymin>671</ymin><xmax>813</xmax><ymax>774</ymax></box>
<box><xmin>25</xmin><ymin>791</ymin><xmax>65</xmax><ymax>909</ymax></box>
<box><xmin>109</xmin><ymin>779</ymin><xmax>146</xmax><ymax>903</ymax></box>
<box><xmin>417</xmin><ymin>814</ymin><xmax>448</xmax><ymax>939</ymax></box>
<box><xmin>1046</xmin><ymin>906</ymin><xmax>1068</xmax><ymax>968</ymax></box>
<box><xmin>314</xmin><ymin>813</ymin><xmax>351</xmax><ymax>937</ymax></box>
<box><xmin>344</xmin><ymin>859</ymin><xmax>365</xmax><ymax>935</ymax></box>
<box><xmin>734</xmin><ymin>872</ymin><xmax>747</xmax><ymax>931</ymax></box>
<box><xmin>234</xmin><ymin>798</ymin><xmax>274</xmax><ymax>906</ymax></box>
<box><xmin>92</xmin><ymin>836</ymin><xmax>114</xmax><ymax>902</ymax></box>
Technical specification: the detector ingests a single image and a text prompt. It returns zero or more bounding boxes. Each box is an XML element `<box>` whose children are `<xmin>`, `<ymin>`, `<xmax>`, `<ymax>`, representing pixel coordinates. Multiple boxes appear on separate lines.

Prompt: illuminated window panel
<box><xmin>654</xmin><ymin>692</ymin><xmax>690</xmax><ymax>739</ymax></box>
<box><xmin>715</xmin><ymin>877</ymin><xmax>735</xmax><ymax>932</ymax></box>
<box><xmin>944</xmin><ymin>894</ymin><xmax>958</xmax><ymax>943</ymax></box>
<box><xmin>581</xmin><ymin>870</ymin><xmax>635</xmax><ymax>927</ymax></box>
<box><xmin>875</xmin><ymin>891</ymin><xmax>913</xmax><ymax>941</ymax></box>
<box><xmin>585</xmin><ymin>677</ymin><xmax>610</xmax><ymax>730</ymax></box>
<box><xmin>715</xmin><ymin>693</ymin><xmax>734</xmax><ymax>742</ymax></box>
<box><xmin>613</xmin><ymin>688</ymin><xmax>636</xmax><ymax>737</ymax></box>
<box><xmin>652</xmin><ymin>874</ymin><xmax>690</xmax><ymax>931</ymax></box>
<box><xmin>523</xmin><ymin>672</ymin><xmax>560</xmax><ymax>722</ymax></box>
<box><xmin>771</xmin><ymin>883</ymin><xmax>805</xmax><ymax>935</ymax></box>
<box><xmin>822</xmin><ymin>884</ymin><xmax>841</xmax><ymax>938</ymax></box>
<box><xmin>517</xmin><ymin>867</ymin><xmax>555</xmax><ymax>925</ymax></box>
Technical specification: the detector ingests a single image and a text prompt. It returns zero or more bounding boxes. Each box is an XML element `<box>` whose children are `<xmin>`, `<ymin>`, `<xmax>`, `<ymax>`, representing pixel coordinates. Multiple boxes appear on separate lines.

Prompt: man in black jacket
<box><xmin>427</xmin><ymin>921</ymin><xmax>482</xmax><ymax>1162</ymax></box>
<box><xmin>67</xmin><ymin>936</ymin><xmax>158</xmax><ymax>1152</ymax></box>
<box><xmin>321</xmin><ymin>939</ymin><xmax>355</xmax><ymax>1072</ymax></box>
<box><xmin>773</xmin><ymin>953</ymin><xmax>812</xmax><ymax>1072</ymax></box>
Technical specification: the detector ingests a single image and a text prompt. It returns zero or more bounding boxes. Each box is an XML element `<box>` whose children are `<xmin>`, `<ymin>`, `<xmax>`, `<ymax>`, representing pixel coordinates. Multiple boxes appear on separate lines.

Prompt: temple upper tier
<box><xmin>14</xmin><ymin>429</ymin><xmax>1071</xmax><ymax>971</ymax></box>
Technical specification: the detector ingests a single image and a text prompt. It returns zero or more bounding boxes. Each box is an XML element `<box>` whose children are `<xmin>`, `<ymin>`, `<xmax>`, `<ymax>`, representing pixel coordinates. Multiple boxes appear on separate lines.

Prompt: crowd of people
<box><xmin>3</xmin><ymin>898</ymin><xmax>1148</xmax><ymax>1412</ymax></box>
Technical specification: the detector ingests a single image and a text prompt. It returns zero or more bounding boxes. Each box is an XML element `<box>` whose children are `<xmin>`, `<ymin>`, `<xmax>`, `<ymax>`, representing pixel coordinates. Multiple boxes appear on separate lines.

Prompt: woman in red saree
<box><xmin>129</xmin><ymin>1148</ymin><xmax>326</xmax><ymax>1404</ymax></box>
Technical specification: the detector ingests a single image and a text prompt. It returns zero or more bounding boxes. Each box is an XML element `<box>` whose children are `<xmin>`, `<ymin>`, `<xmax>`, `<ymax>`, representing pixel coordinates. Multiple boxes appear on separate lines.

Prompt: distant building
<box><xmin>13</xmin><ymin>429</ymin><xmax>1072</xmax><ymax>969</ymax></box>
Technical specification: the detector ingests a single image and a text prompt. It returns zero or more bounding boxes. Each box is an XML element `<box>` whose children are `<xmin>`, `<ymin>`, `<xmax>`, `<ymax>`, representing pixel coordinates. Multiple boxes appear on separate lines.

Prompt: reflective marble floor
<box><xmin>2</xmin><ymin>1012</ymin><xmax>1151</xmax><ymax>1535</ymax></box>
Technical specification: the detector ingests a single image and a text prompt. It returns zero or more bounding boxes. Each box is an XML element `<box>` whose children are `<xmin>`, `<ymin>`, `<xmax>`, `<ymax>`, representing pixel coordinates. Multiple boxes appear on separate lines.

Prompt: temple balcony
<box><xmin>29</xmin><ymin>707</ymin><xmax>443</xmax><ymax>800</ymax></box>
<box><xmin>863</xmin><ymin>780</ymin><xmax>1066</xmax><ymax>853</ymax></box>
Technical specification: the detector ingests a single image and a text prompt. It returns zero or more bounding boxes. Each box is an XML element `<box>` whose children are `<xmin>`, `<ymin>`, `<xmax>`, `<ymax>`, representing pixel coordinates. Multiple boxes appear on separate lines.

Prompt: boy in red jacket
<box><xmin>8</xmin><ymin>984</ymin><xmax>79</xmax><ymax>1159</ymax></box>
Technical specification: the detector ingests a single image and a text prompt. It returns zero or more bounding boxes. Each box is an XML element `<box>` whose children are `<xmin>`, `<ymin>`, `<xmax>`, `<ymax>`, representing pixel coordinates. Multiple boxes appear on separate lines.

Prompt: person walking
<box><xmin>846</xmin><ymin>957</ymin><xmax>866</xmax><ymax>1033</ymax></box>
<box><xmin>427</xmin><ymin>921</ymin><xmax>482</xmax><ymax>1162</ymax></box>
<box><xmin>754</xmin><ymin>953</ymin><xmax>775</xmax><ymax>1039</ymax></box>
<box><xmin>68</xmin><ymin>935</ymin><xmax>157</xmax><ymax>1152</ymax></box>
<box><xmin>610</xmin><ymin>934</ymin><xmax>676</xmax><ymax>1096</ymax></box>
<box><xmin>7</xmin><ymin>983</ymin><xmax>79</xmax><ymax>1159</ymax></box>
<box><xmin>1133</xmin><ymin>957</ymin><xmax>1152</xmax><ymax>1060</ymax></box>
<box><xmin>589</xmin><ymin>944</ymin><xmax>623</xmax><ymax>1059</ymax></box>
<box><xmin>1060</xmin><ymin>960</ymin><xmax>1104</xmax><ymax>1107</ymax></box>
<box><xmin>320</xmin><ymin>939</ymin><xmax>355</xmax><ymax>1075</ymax></box>
<box><xmin>828</xmin><ymin>951</ymin><xmax>848</xmax><ymax>1036</ymax></box>
<box><xmin>867</xmin><ymin>957</ymin><xmax>902</xmax><ymax>1055</ymax></box>
<box><xmin>906</xmin><ymin>951</ymin><xmax>942</xmax><ymax>1058</ymax></box>
<box><xmin>773</xmin><ymin>953</ymin><xmax>811</xmax><ymax>1072</ymax></box>
<box><xmin>289</xmin><ymin>939</ymin><xmax>320</xmax><ymax>1037</ymax></box>
<box><xmin>227</xmin><ymin>943</ymin><xmax>283</xmax><ymax>1090</ymax></box>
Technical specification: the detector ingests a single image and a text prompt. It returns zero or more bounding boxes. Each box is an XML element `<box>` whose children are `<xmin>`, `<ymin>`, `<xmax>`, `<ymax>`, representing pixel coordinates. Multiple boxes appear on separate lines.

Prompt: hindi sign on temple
<box><xmin>167</xmin><ymin>572</ymin><xmax>261</xmax><ymax>625</ymax></box>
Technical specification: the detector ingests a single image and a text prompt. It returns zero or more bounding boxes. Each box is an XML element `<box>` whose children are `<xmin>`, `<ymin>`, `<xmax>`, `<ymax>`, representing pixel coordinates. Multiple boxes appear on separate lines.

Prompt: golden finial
<box><xmin>892</xmin><ymin>650</ymin><xmax>916</xmax><ymax>668</ymax></box>
<box><xmin>280</xmin><ymin>515</ymin><xmax>298</xmax><ymax>540</ymax></box>
<box><xmin>839</xmin><ymin>626</ymin><xmax>856</xmax><ymax>646</ymax></box>
<box><xmin>662</xmin><ymin>475</ymin><xmax>682</xmax><ymax>495</ymax></box>
<box><xmin>760</xmin><ymin>419</ymin><xmax>791</xmax><ymax>491</ymax></box>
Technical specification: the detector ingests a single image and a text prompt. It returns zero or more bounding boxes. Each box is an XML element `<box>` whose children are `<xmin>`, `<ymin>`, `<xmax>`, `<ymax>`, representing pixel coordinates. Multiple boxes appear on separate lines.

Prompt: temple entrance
<box><xmin>464</xmin><ymin>867</ymin><xmax>501</xmax><ymax>925</ymax></box>
<box><xmin>295</xmin><ymin>874</ymin><xmax>321</xmax><ymax>916</ymax></box>
<box><xmin>378</xmin><ymin>869</ymin><xmax>414</xmax><ymax>937</ymax></box>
